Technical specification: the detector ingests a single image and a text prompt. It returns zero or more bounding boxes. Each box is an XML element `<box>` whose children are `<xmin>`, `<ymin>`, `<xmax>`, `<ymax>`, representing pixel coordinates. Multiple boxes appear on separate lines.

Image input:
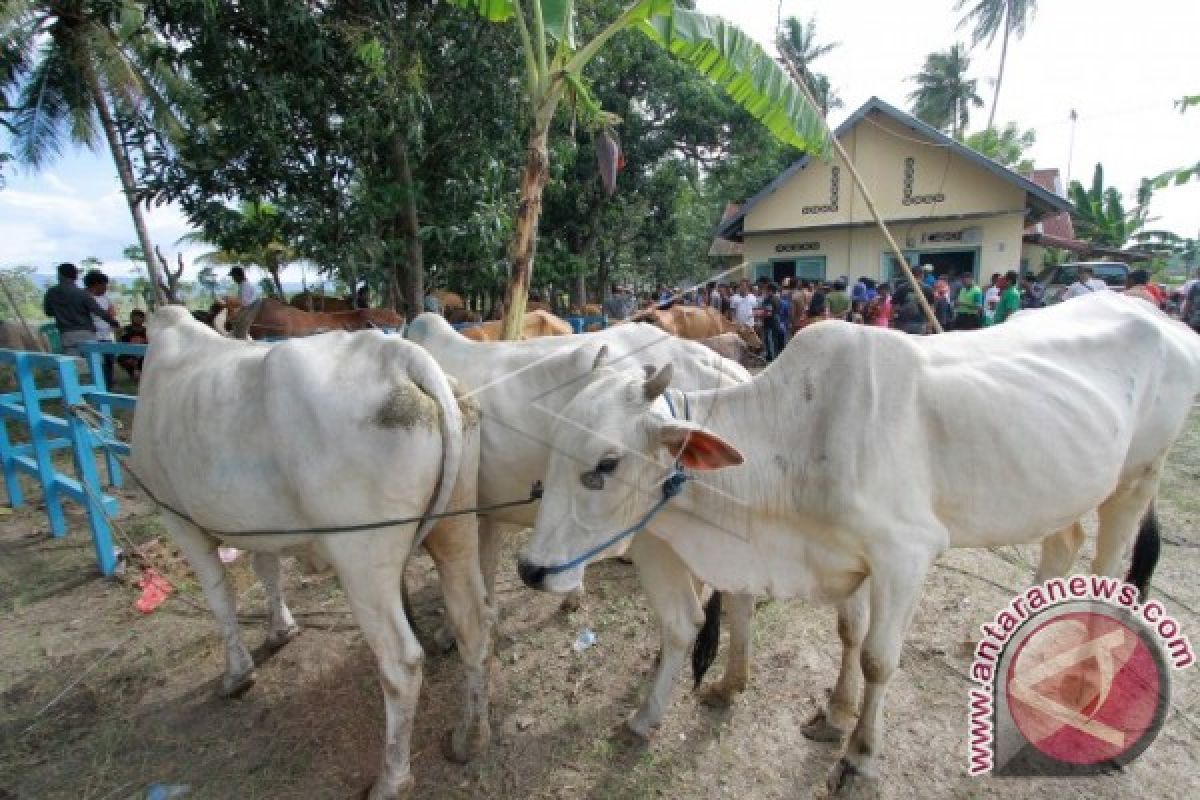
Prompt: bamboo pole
<box><xmin>778</xmin><ymin>59</ymin><xmax>944</xmax><ymax>333</ymax></box>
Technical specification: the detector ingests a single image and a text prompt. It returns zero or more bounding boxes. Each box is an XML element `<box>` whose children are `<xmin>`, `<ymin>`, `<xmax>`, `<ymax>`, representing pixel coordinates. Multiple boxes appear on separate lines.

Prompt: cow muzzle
<box><xmin>516</xmin><ymin>558</ymin><xmax>548</xmax><ymax>591</ymax></box>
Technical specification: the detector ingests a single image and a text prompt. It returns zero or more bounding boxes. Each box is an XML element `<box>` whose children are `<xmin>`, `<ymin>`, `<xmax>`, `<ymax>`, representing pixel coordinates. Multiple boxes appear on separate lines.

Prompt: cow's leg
<box><xmin>1093</xmin><ymin>466</ymin><xmax>1162</xmax><ymax>577</ymax></box>
<box><xmin>829</xmin><ymin>547</ymin><xmax>933</xmax><ymax>796</ymax></box>
<box><xmin>164</xmin><ymin>515</ymin><xmax>255</xmax><ymax>697</ymax></box>
<box><xmin>251</xmin><ymin>552</ymin><xmax>300</xmax><ymax>649</ymax></box>
<box><xmin>698</xmin><ymin>591</ymin><xmax>757</xmax><ymax>708</ymax></box>
<box><xmin>1033</xmin><ymin>521</ymin><xmax>1085</xmax><ymax>583</ymax></box>
<box><xmin>627</xmin><ymin>533</ymin><xmax>703</xmax><ymax>738</ymax></box>
<box><xmin>476</xmin><ymin>514</ymin><xmax>502</xmax><ymax>608</ymax></box>
<box><xmin>423</xmin><ymin>516</ymin><xmax>493</xmax><ymax>763</ymax></box>
<box><xmin>804</xmin><ymin>580</ymin><xmax>868</xmax><ymax>743</ymax></box>
<box><xmin>323</xmin><ymin>537</ymin><xmax>422</xmax><ymax>800</ymax></box>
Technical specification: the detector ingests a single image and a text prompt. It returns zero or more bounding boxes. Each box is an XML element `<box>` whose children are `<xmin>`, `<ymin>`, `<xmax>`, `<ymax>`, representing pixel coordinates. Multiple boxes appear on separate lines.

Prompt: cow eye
<box><xmin>596</xmin><ymin>457</ymin><xmax>620</xmax><ymax>475</ymax></box>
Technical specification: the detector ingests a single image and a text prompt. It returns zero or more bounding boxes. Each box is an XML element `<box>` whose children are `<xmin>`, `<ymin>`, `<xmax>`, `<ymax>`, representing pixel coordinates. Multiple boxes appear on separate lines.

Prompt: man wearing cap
<box><xmin>921</xmin><ymin>264</ymin><xmax>937</xmax><ymax>288</ymax></box>
<box><xmin>42</xmin><ymin>262</ymin><xmax>121</xmax><ymax>356</ymax></box>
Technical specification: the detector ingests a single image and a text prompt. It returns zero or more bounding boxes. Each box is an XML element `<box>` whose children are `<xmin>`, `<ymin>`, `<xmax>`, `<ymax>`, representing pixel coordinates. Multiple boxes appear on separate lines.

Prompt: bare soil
<box><xmin>1</xmin><ymin>412</ymin><xmax>1197</xmax><ymax>800</ymax></box>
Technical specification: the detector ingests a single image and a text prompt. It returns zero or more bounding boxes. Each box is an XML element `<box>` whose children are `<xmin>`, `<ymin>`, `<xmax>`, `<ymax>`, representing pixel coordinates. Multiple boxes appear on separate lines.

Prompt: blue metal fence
<box><xmin>0</xmin><ymin>342</ymin><xmax>146</xmax><ymax>576</ymax></box>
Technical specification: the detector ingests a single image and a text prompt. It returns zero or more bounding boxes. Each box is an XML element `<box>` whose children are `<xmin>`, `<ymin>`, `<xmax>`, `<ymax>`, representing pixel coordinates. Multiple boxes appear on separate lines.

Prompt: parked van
<box><xmin>1036</xmin><ymin>261</ymin><xmax>1129</xmax><ymax>304</ymax></box>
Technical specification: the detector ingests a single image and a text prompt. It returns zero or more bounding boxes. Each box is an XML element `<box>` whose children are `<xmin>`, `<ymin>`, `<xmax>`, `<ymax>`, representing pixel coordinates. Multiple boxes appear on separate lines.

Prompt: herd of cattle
<box><xmin>123</xmin><ymin>291</ymin><xmax>1200</xmax><ymax>799</ymax></box>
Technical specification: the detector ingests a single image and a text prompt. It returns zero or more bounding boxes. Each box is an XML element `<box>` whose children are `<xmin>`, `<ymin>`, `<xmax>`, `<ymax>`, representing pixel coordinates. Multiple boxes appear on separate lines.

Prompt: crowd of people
<box><xmin>604</xmin><ymin>263</ymin><xmax>1200</xmax><ymax>363</ymax></box>
<box><xmin>41</xmin><ymin>262</ymin><xmax>148</xmax><ymax>384</ymax></box>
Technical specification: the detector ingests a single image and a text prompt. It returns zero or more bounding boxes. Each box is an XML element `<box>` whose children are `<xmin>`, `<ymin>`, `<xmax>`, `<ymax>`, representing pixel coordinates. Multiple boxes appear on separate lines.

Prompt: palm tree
<box><xmin>2</xmin><ymin>0</ymin><xmax>181</xmax><ymax>306</ymax></box>
<box><xmin>450</xmin><ymin>1</ymin><xmax>828</xmax><ymax>340</ymax></box>
<box><xmin>1068</xmin><ymin>164</ymin><xmax>1149</xmax><ymax>249</ymax></box>
<box><xmin>955</xmin><ymin>0</ymin><xmax>1038</xmax><ymax>130</ymax></box>
<box><xmin>182</xmin><ymin>201</ymin><xmax>296</xmax><ymax>297</ymax></box>
<box><xmin>908</xmin><ymin>44</ymin><xmax>983</xmax><ymax>140</ymax></box>
<box><xmin>777</xmin><ymin>15</ymin><xmax>841</xmax><ymax>116</ymax></box>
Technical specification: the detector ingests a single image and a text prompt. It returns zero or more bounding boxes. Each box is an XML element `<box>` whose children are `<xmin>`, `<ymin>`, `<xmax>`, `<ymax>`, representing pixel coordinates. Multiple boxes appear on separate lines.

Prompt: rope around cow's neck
<box><xmin>67</xmin><ymin>404</ymin><xmax>541</xmax><ymax>538</ymax></box>
<box><xmin>539</xmin><ymin>388</ymin><xmax>693</xmax><ymax>576</ymax></box>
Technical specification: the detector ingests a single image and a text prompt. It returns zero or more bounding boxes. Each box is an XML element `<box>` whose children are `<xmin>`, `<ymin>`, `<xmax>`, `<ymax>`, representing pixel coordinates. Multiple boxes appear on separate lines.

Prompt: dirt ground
<box><xmin>1</xmin><ymin>411</ymin><xmax>1197</xmax><ymax>800</ymax></box>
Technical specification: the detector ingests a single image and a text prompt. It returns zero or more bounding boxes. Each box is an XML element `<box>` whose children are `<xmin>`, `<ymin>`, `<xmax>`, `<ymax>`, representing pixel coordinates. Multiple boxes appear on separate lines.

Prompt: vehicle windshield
<box><xmin>1041</xmin><ymin>263</ymin><xmax>1129</xmax><ymax>287</ymax></box>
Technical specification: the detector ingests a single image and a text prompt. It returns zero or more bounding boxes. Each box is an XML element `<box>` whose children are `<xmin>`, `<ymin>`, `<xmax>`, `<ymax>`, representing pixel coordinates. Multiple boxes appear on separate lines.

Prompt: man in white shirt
<box><xmin>230</xmin><ymin>266</ymin><xmax>261</xmax><ymax>306</ymax></box>
<box><xmin>728</xmin><ymin>280</ymin><xmax>758</xmax><ymax>326</ymax></box>
<box><xmin>1063</xmin><ymin>266</ymin><xmax>1109</xmax><ymax>300</ymax></box>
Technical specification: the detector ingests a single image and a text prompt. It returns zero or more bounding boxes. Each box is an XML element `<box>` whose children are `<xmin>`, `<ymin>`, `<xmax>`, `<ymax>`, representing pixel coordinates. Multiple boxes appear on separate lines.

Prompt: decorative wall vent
<box><xmin>902</xmin><ymin>157</ymin><xmax>945</xmax><ymax>205</ymax></box>
<box><xmin>802</xmin><ymin>166</ymin><xmax>840</xmax><ymax>214</ymax></box>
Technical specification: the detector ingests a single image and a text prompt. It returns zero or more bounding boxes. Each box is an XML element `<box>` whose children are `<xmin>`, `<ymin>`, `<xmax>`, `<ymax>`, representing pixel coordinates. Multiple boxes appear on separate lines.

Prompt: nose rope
<box><xmin>539</xmin><ymin>388</ymin><xmax>691</xmax><ymax>576</ymax></box>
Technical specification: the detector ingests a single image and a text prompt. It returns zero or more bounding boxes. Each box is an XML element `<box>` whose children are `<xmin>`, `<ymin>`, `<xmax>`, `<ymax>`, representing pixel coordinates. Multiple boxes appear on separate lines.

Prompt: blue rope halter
<box><xmin>540</xmin><ymin>389</ymin><xmax>692</xmax><ymax>576</ymax></box>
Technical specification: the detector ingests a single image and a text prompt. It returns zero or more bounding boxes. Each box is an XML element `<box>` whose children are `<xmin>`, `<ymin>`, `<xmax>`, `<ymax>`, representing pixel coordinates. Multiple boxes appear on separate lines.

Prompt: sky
<box><xmin>1</xmin><ymin>0</ymin><xmax>1197</xmax><ymax>280</ymax></box>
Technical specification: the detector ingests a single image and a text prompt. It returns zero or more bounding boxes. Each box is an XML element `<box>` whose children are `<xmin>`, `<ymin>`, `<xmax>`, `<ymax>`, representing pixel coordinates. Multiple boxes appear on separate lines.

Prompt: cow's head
<box><xmin>517</xmin><ymin>350</ymin><xmax>743</xmax><ymax>593</ymax></box>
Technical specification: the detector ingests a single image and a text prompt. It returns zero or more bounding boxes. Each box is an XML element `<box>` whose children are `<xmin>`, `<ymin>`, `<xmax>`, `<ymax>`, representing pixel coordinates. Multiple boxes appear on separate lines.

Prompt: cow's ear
<box><xmin>658</xmin><ymin>422</ymin><xmax>743</xmax><ymax>471</ymax></box>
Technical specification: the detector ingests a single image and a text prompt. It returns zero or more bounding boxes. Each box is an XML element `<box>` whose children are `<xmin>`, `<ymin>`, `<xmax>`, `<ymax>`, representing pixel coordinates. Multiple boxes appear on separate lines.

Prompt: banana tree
<box><xmin>450</xmin><ymin>0</ymin><xmax>828</xmax><ymax>339</ymax></box>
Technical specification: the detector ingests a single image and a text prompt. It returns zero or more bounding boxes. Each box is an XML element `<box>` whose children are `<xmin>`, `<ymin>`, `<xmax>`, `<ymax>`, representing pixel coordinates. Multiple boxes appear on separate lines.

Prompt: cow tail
<box><xmin>1125</xmin><ymin>501</ymin><xmax>1162</xmax><ymax>603</ymax></box>
<box><xmin>407</xmin><ymin>348</ymin><xmax>465</xmax><ymax>550</ymax></box>
<box><xmin>692</xmin><ymin>590</ymin><xmax>722</xmax><ymax>689</ymax></box>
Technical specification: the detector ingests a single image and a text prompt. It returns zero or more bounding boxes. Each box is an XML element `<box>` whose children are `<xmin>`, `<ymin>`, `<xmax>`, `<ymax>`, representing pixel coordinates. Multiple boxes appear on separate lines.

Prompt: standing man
<box><xmin>1182</xmin><ymin>269</ymin><xmax>1200</xmax><ymax>333</ymax></box>
<box><xmin>991</xmin><ymin>270</ymin><xmax>1022</xmax><ymax>325</ymax></box>
<box><xmin>1019</xmin><ymin>272</ymin><xmax>1046</xmax><ymax>309</ymax></box>
<box><xmin>952</xmin><ymin>273</ymin><xmax>984</xmax><ymax>330</ymax></box>
<box><xmin>826</xmin><ymin>278</ymin><xmax>851</xmax><ymax>320</ymax></box>
<box><xmin>1063</xmin><ymin>265</ymin><xmax>1108</xmax><ymax>300</ymax></box>
<box><xmin>43</xmin><ymin>262</ymin><xmax>121</xmax><ymax>357</ymax></box>
<box><xmin>84</xmin><ymin>270</ymin><xmax>118</xmax><ymax>385</ymax></box>
<box><xmin>758</xmin><ymin>282</ymin><xmax>785</xmax><ymax>362</ymax></box>
<box><xmin>228</xmin><ymin>266</ymin><xmax>263</xmax><ymax>335</ymax></box>
<box><xmin>728</xmin><ymin>280</ymin><xmax>758</xmax><ymax>328</ymax></box>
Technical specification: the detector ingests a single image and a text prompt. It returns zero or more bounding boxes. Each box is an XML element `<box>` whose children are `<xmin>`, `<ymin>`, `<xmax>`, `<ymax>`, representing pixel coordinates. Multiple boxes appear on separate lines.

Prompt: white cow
<box><xmin>406</xmin><ymin>312</ymin><xmax>756</xmax><ymax>734</ymax></box>
<box><xmin>131</xmin><ymin>308</ymin><xmax>492</xmax><ymax>800</ymax></box>
<box><xmin>518</xmin><ymin>292</ymin><xmax>1200</xmax><ymax>795</ymax></box>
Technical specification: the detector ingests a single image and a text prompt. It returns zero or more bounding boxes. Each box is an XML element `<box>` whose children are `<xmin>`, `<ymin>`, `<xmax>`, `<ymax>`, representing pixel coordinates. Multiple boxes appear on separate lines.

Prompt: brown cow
<box><xmin>632</xmin><ymin>305</ymin><xmax>762</xmax><ymax>350</ymax></box>
<box><xmin>698</xmin><ymin>331</ymin><xmax>763</xmax><ymax>368</ymax></box>
<box><xmin>434</xmin><ymin>290</ymin><xmax>465</xmax><ymax>312</ymax></box>
<box><xmin>230</xmin><ymin>299</ymin><xmax>403</xmax><ymax>340</ymax></box>
<box><xmin>289</xmin><ymin>291</ymin><xmax>354</xmax><ymax>312</ymax></box>
<box><xmin>459</xmin><ymin>309</ymin><xmax>573</xmax><ymax>341</ymax></box>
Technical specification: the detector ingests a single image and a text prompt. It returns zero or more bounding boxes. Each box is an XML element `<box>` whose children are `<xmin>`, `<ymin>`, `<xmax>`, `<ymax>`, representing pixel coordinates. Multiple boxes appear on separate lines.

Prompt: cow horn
<box><xmin>643</xmin><ymin>362</ymin><xmax>673</xmax><ymax>401</ymax></box>
<box><xmin>592</xmin><ymin>344</ymin><xmax>610</xmax><ymax>371</ymax></box>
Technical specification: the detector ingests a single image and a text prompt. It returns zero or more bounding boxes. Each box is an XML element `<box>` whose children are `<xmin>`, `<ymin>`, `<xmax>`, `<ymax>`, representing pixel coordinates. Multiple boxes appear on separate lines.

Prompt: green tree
<box><xmin>0</xmin><ymin>265</ymin><xmax>43</xmax><ymax>320</ymax></box>
<box><xmin>184</xmin><ymin>201</ymin><xmax>295</xmax><ymax>297</ymax></box>
<box><xmin>964</xmin><ymin>122</ymin><xmax>1035</xmax><ymax>171</ymax></box>
<box><xmin>955</xmin><ymin>0</ymin><xmax>1038</xmax><ymax>129</ymax></box>
<box><xmin>777</xmin><ymin>15</ymin><xmax>841</xmax><ymax>116</ymax></box>
<box><xmin>909</xmin><ymin>43</ymin><xmax>982</xmax><ymax>139</ymax></box>
<box><xmin>449</xmin><ymin>0</ymin><xmax>828</xmax><ymax>339</ymax></box>
<box><xmin>1068</xmin><ymin>163</ymin><xmax>1149</xmax><ymax>248</ymax></box>
<box><xmin>2</xmin><ymin>0</ymin><xmax>184</xmax><ymax>305</ymax></box>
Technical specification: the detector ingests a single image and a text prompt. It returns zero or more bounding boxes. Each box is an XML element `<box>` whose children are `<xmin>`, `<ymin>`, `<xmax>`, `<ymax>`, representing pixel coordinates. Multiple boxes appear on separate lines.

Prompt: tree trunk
<box><xmin>392</xmin><ymin>137</ymin><xmax>424</xmax><ymax>320</ymax></box>
<box><xmin>83</xmin><ymin>58</ymin><xmax>166</xmax><ymax>309</ymax></box>
<box><xmin>986</xmin><ymin>6</ymin><xmax>1011</xmax><ymax>131</ymax></box>
<box><xmin>268</xmin><ymin>263</ymin><xmax>285</xmax><ymax>298</ymax></box>
<box><xmin>501</xmin><ymin>127</ymin><xmax>550</xmax><ymax>340</ymax></box>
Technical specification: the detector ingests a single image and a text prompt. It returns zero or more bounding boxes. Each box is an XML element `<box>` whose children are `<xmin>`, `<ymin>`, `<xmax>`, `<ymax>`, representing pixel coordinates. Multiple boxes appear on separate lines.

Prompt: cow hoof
<box><xmin>826</xmin><ymin>758</ymin><xmax>878</xmax><ymax>799</ymax></box>
<box><xmin>624</xmin><ymin>714</ymin><xmax>655</xmax><ymax>741</ymax></box>
<box><xmin>802</xmin><ymin>709</ymin><xmax>849</xmax><ymax>743</ymax></box>
<box><xmin>364</xmin><ymin>774</ymin><xmax>414</xmax><ymax>800</ymax></box>
<box><xmin>442</xmin><ymin>722</ymin><xmax>490</xmax><ymax>764</ymax></box>
<box><xmin>432</xmin><ymin>624</ymin><xmax>459</xmax><ymax>655</ymax></box>
<box><xmin>697</xmin><ymin>683</ymin><xmax>738</xmax><ymax>709</ymax></box>
<box><xmin>266</xmin><ymin>623</ymin><xmax>301</xmax><ymax>651</ymax></box>
<box><xmin>218</xmin><ymin>669</ymin><xmax>256</xmax><ymax>699</ymax></box>
<box><xmin>558</xmin><ymin>591</ymin><xmax>584</xmax><ymax>614</ymax></box>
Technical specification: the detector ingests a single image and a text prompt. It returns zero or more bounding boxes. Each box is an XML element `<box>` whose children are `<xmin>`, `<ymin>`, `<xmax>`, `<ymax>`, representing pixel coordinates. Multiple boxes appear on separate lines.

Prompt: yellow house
<box><xmin>717</xmin><ymin>97</ymin><xmax>1073</xmax><ymax>285</ymax></box>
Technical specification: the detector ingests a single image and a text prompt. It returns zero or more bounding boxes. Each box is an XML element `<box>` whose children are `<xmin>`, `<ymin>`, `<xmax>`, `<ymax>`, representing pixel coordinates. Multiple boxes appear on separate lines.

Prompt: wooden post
<box><xmin>778</xmin><ymin>59</ymin><xmax>944</xmax><ymax>333</ymax></box>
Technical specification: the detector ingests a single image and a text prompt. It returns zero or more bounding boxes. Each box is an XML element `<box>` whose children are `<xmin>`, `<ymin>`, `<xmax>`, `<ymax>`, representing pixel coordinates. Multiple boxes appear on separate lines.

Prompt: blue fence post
<box><xmin>14</xmin><ymin>352</ymin><xmax>68</xmax><ymax>536</ymax></box>
<box><xmin>0</xmin><ymin>377</ymin><xmax>24</xmax><ymax>509</ymax></box>
<box><xmin>81</xmin><ymin>344</ymin><xmax>122</xmax><ymax>487</ymax></box>
<box><xmin>56</xmin><ymin>357</ymin><xmax>119</xmax><ymax>577</ymax></box>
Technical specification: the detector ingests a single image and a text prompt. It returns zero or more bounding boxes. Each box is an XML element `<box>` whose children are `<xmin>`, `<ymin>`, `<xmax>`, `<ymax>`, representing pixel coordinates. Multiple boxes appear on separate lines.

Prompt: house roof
<box><xmin>717</xmin><ymin>96</ymin><xmax>1075</xmax><ymax>241</ymax></box>
<box><xmin>1023</xmin><ymin>169</ymin><xmax>1078</xmax><ymax>241</ymax></box>
<box><xmin>707</xmin><ymin>203</ymin><xmax>745</xmax><ymax>257</ymax></box>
